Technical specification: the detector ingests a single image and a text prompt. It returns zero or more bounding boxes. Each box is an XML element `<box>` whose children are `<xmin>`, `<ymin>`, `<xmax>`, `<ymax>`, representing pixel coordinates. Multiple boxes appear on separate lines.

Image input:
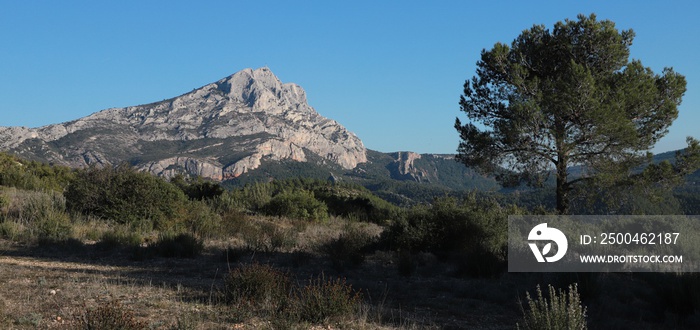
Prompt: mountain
<box><xmin>0</xmin><ymin>68</ymin><xmax>367</xmax><ymax>180</ymax></box>
<box><xmin>0</xmin><ymin>67</ymin><xmax>498</xmax><ymax>198</ymax></box>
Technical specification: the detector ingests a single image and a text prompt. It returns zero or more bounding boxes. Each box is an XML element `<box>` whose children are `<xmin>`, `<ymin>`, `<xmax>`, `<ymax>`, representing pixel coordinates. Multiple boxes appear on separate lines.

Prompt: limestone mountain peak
<box><xmin>0</xmin><ymin>67</ymin><xmax>367</xmax><ymax>180</ymax></box>
<box><xmin>213</xmin><ymin>67</ymin><xmax>310</xmax><ymax>114</ymax></box>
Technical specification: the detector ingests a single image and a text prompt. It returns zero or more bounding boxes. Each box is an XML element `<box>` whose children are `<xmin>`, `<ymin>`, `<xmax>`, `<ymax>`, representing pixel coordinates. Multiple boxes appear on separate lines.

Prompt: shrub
<box><xmin>23</xmin><ymin>191</ymin><xmax>72</xmax><ymax>242</ymax></box>
<box><xmin>0</xmin><ymin>153</ymin><xmax>74</xmax><ymax>192</ymax></box>
<box><xmin>217</xmin><ymin>208</ymin><xmax>248</xmax><ymax>236</ymax></box>
<box><xmin>294</xmin><ymin>274</ymin><xmax>362</xmax><ymax>323</ymax></box>
<box><xmin>224</xmin><ymin>263</ymin><xmax>292</xmax><ymax>316</ymax></box>
<box><xmin>264</xmin><ymin>190</ymin><xmax>329</xmax><ymax>222</ymax></box>
<box><xmin>268</xmin><ymin>225</ymin><xmax>299</xmax><ymax>252</ymax></box>
<box><xmin>65</xmin><ymin>165</ymin><xmax>188</xmax><ymax>230</ymax></box>
<box><xmin>97</xmin><ymin>229</ymin><xmax>142</xmax><ymax>250</ymax></box>
<box><xmin>184</xmin><ymin>200</ymin><xmax>222</xmax><ymax>239</ymax></box>
<box><xmin>312</xmin><ymin>185</ymin><xmax>400</xmax><ymax>225</ymax></box>
<box><xmin>171</xmin><ymin>175</ymin><xmax>224</xmax><ymax>201</ymax></box>
<box><xmin>77</xmin><ymin>300</ymin><xmax>147</xmax><ymax>330</ymax></box>
<box><xmin>0</xmin><ymin>192</ymin><xmax>8</xmax><ymax>214</ymax></box>
<box><xmin>152</xmin><ymin>233</ymin><xmax>204</xmax><ymax>258</ymax></box>
<box><xmin>238</xmin><ymin>221</ymin><xmax>298</xmax><ymax>253</ymax></box>
<box><xmin>518</xmin><ymin>284</ymin><xmax>587</xmax><ymax>330</ymax></box>
<box><xmin>322</xmin><ymin>226</ymin><xmax>377</xmax><ymax>270</ymax></box>
<box><xmin>381</xmin><ymin>195</ymin><xmax>510</xmax><ymax>277</ymax></box>
<box><xmin>0</xmin><ymin>221</ymin><xmax>21</xmax><ymax>240</ymax></box>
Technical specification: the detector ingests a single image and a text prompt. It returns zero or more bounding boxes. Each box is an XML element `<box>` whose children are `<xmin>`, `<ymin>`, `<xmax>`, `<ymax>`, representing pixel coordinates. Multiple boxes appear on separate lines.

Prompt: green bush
<box><xmin>77</xmin><ymin>300</ymin><xmax>147</xmax><ymax>330</ymax></box>
<box><xmin>0</xmin><ymin>153</ymin><xmax>74</xmax><ymax>192</ymax></box>
<box><xmin>21</xmin><ymin>191</ymin><xmax>72</xmax><ymax>242</ymax></box>
<box><xmin>184</xmin><ymin>200</ymin><xmax>222</xmax><ymax>239</ymax></box>
<box><xmin>518</xmin><ymin>284</ymin><xmax>587</xmax><ymax>330</ymax></box>
<box><xmin>312</xmin><ymin>184</ymin><xmax>400</xmax><ymax>225</ymax></box>
<box><xmin>263</xmin><ymin>190</ymin><xmax>329</xmax><ymax>222</ymax></box>
<box><xmin>65</xmin><ymin>165</ymin><xmax>188</xmax><ymax>230</ymax></box>
<box><xmin>171</xmin><ymin>175</ymin><xmax>224</xmax><ymax>201</ymax></box>
<box><xmin>295</xmin><ymin>274</ymin><xmax>362</xmax><ymax>323</ymax></box>
<box><xmin>381</xmin><ymin>195</ymin><xmax>511</xmax><ymax>277</ymax></box>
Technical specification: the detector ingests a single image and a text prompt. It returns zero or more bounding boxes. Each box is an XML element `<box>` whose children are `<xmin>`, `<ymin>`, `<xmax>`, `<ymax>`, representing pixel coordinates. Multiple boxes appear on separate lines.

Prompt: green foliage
<box><xmin>77</xmin><ymin>300</ymin><xmax>148</xmax><ymax>330</ymax></box>
<box><xmin>171</xmin><ymin>175</ymin><xmax>224</xmax><ymax>201</ymax></box>
<box><xmin>226</xmin><ymin>182</ymin><xmax>274</xmax><ymax>211</ymax></box>
<box><xmin>676</xmin><ymin>187</ymin><xmax>700</xmax><ymax>215</ymax></box>
<box><xmin>0</xmin><ymin>152</ymin><xmax>74</xmax><ymax>192</ymax></box>
<box><xmin>382</xmin><ymin>195</ymin><xmax>511</xmax><ymax>277</ymax></box>
<box><xmin>518</xmin><ymin>284</ymin><xmax>587</xmax><ymax>330</ymax></box>
<box><xmin>17</xmin><ymin>313</ymin><xmax>43</xmax><ymax>327</ymax></box>
<box><xmin>313</xmin><ymin>184</ymin><xmax>400</xmax><ymax>225</ymax></box>
<box><xmin>565</xmin><ymin>140</ymin><xmax>700</xmax><ymax>215</ymax></box>
<box><xmin>456</xmin><ymin>14</ymin><xmax>689</xmax><ymax>214</ymax></box>
<box><xmin>227</xmin><ymin>177</ymin><xmax>401</xmax><ymax>224</ymax></box>
<box><xmin>18</xmin><ymin>190</ymin><xmax>72</xmax><ymax>242</ymax></box>
<box><xmin>264</xmin><ymin>189</ymin><xmax>329</xmax><ymax>222</ymax></box>
<box><xmin>294</xmin><ymin>274</ymin><xmax>362</xmax><ymax>324</ymax></box>
<box><xmin>35</xmin><ymin>204</ymin><xmax>71</xmax><ymax>242</ymax></box>
<box><xmin>183</xmin><ymin>200</ymin><xmax>223</xmax><ymax>239</ymax></box>
<box><xmin>65</xmin><ymin>164</ymin><xmax>188</xmax><ymax>230</ymax></box>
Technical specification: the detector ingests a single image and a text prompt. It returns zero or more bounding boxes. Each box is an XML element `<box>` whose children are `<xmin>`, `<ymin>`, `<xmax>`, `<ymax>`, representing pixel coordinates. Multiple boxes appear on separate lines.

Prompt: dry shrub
<box><xmin>518</xmin><ymin>284</ymin><xmax>587</xmax><ymax>330</ymax></box>
<box><xmin>76</xmin><ymin>300</ymin><xmax>147</xmax><ymax>330</ymax></box>
<box><xmin>294</xmin><ymin>273</ymin><xmax>362</xmax><ymax>323</ymax></box>
<box><xmin>224</xmin><ymin>263</ymin><xmax>292</xmax><ymax>311</ymax></box>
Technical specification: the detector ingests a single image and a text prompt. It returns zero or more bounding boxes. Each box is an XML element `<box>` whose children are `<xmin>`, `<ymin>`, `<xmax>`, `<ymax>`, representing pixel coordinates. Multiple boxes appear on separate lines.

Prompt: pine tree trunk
<box><xmin>556</xmin><ymin>160</ymin><xmax>569</xmax><ymax>214</ymax></box>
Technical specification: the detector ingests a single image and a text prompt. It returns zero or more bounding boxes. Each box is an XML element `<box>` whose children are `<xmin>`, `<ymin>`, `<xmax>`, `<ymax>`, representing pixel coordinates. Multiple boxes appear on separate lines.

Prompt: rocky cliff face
<box><xmin>386</xmin><ymin>151</ymin><xmax>430</xmax><ymax>182</ymax></box>
<box><xmin>0</xmin><ymin>67</ymin><xmax>367</xmax><ymax>179</ymax></box>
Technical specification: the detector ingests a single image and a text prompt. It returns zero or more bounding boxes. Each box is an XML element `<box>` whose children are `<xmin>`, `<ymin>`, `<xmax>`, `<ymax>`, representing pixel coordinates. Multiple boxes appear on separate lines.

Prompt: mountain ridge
<box><xmin>0</xmin><ymin>67</ymin><xmax>367</xmax><ymax>179</ymax></box>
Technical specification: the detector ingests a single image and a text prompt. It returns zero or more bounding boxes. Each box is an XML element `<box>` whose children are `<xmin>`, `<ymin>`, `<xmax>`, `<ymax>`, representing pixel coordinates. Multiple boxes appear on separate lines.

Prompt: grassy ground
<box><xmin>0</xmin><ymin>215</ymin><xmax>527</xmax><ymax>329</ymax></box>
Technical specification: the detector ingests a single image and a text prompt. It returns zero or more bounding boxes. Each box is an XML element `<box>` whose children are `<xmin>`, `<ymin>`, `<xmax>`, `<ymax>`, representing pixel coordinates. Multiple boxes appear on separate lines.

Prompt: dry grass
<box><xmin>0</xmin><ymin>215</ymin><xmax>523</xmax><ymax>329</ymax></box>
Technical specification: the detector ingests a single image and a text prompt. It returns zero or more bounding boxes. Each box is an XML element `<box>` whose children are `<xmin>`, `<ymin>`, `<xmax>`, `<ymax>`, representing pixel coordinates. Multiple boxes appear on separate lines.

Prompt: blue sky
<box><xmin>0</xmin><ymin>1</ymin><xmax>697</xmax><ymax>154</ymax></box>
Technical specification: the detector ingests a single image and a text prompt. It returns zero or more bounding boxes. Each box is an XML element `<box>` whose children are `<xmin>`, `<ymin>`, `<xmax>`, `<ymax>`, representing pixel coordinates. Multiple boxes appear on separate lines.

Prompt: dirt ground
<box><xmin>0</xmin><ymin>238</ymin><xmax>528</xmax><ymax>329</ymax></box>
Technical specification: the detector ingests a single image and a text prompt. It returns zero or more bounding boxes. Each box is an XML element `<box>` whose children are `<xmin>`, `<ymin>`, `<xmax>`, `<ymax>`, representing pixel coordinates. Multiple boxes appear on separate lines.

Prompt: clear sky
<box><xmin>0</xmin><ymin>1</ymin><xmax>697</xmax><ymax>154</ymax></box>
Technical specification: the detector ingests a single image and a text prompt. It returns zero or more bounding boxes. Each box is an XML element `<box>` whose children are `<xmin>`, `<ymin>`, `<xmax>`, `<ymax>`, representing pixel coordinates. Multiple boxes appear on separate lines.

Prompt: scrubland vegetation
<box><xmin>2</xmin><ymin>152</ymin><xmax>700</xmax><ymax>329</ymax></box>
